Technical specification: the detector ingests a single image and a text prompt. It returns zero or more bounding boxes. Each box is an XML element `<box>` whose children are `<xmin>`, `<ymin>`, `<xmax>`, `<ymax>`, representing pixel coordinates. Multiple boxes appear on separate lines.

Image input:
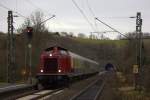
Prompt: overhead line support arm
<box><xmin>95</xmin><ymin>17</ymin><xmax>130</xmax><ymax>39</ymax></box>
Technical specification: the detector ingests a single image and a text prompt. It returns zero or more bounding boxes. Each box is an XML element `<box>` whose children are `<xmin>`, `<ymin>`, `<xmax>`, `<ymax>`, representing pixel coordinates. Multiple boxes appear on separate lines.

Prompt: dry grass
<box><xmin>116</xmin><ymin>72</ymin><xmax>150</xmax><ymax>100</ymax></box>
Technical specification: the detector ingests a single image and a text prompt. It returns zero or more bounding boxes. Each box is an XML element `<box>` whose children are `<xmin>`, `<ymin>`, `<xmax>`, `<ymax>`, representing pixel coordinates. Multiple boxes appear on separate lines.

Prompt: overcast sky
<box><xmin>0</xmin><ymin>0</ymin><xmax>150</xmax><ymax>39</ymax></box>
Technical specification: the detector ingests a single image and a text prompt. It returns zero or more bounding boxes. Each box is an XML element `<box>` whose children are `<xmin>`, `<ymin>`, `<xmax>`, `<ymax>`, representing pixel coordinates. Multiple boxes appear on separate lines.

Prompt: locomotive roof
<box><xmin>45</xmin><ymin>46</ymin><xmax>67</xmax><ymax>51</ymax></box>
<box><xmin>44</xmin><ymin>46</ymin><xmax>99</xmax><ymax>65</ymax></box>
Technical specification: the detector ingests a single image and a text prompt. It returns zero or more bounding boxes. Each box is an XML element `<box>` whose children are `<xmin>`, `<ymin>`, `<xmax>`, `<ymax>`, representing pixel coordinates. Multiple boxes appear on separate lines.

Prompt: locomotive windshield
<box><xmin>44</xmin><ymin>58</ymin><xmax>58</xmax><ymax>73</ymax></box>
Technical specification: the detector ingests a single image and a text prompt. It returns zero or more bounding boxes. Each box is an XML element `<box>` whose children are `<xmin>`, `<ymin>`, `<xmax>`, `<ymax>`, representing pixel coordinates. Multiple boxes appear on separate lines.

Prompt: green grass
<box><xmin>74</xmin><ymin>38</ymin><xmax>128</xmax><ymax>47</ymax></box>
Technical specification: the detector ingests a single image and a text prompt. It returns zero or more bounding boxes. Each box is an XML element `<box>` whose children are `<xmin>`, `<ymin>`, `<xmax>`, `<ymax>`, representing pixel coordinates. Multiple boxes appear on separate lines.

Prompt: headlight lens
<box><xmin>49</xmin><ymin>54</ymin><xmax>52</xmax><ymax>56</ymax></box>
<box><xmin>58</xmin><ymin>69</ymin><xmax>61</xmax><ymax>73</ymax></box>
<box><xmin>40</xmin><ymin>69</ymin><xmax>43</xmax><ymax>73</ymax></box>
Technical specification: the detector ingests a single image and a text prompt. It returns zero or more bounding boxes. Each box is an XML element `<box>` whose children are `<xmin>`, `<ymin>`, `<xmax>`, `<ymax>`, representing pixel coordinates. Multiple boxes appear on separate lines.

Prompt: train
<box><xmin>35</xmin><ymin>46</ymin><xmax>100</xmax><ymax>89</ymax></box>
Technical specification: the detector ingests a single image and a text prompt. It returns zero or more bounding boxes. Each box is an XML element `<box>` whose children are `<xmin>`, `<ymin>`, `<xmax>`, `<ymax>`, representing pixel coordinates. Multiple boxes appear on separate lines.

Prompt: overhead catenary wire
<box><xmin>24</xmin><ymin>0</ymin><xmax>70</xmax><ymax>34</ymax></box>
<box><xmin>98</xmin><ymin>16</ymin><xmax>136</xmax><ymax>19</ymax></box>
<box><xmin>0</xmin><ymin>2</ymin><xmax>30</xmax><ymax>34</ymax></box>
<box><xmin>39</xmin><ymin>15</ymin><xmax>56</xmax><ymax>25</ymax></box>
<box><xmin>0</xmin><ymin>3</ymin><xmax>28</xmax><ymax>19</ymax></box>
<box><xmin>24</xmin><ymin>0</ymin><xmax>56</xmax><ymax>29</ymax></box>
<box><xmin>24</xmin><ymin>0</ymin><xmax>54</xmax><ymax>16</ymax></box>
<box><xmin>86</xmin><ymin>0</ymin><xmax>101</xmax><ymax>38</ymax></box>
<box><xmin>85</xmin><ymin>0</ymin><xmax>135</xmax><ymax>39</ymax></box>
<box><xmin>25</xmin><ymin>0</ymin><xmax>41</xmax><ymax>10</ymax></box>
<box><xmin>95</xmin><ymin>17</ymin><xmax>130</xmax><ymax>39</ymax></box>
<box><xmin>86</xmin><ymin>0</ymin><xmax>95</xmax><ymax>17</ymax></box>
<box><xmin>0</xmin><ymin>3</ymin><xmax>11</xmax><ymax>11</ymax></box>
<box><xmin>72</xmin><ymin>0</ymin><xmax>96</xmax><ymax>32</ymax></box>
<box><xmin>15</xmin><ymin>0</ymin><xmax>18</xmax><ymax>13</ymax></box>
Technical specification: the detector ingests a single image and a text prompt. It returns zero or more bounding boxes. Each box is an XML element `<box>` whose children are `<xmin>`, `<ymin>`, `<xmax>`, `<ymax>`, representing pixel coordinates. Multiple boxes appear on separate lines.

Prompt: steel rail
<box><xmin>94</xmin><ymin>80</ymin><xmax>106</xmax><ymax>100</ymax></box>
<box><xmin>70</xmin><ymin>78</ymin><xmax>105</xmax><ymax>100</ymax></box>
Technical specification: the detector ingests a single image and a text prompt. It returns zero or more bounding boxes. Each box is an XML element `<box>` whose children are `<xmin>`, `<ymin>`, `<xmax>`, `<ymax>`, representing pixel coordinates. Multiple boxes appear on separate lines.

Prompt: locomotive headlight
<box><xmin>40</xmin><ymin>69</ymin><xmax>43</xmax><ymax>73</ymax></box>
<box><xmin>58</xmin><ymin>69</ymin><xmax>61</xmax><ymax>73</ymax></box>
<box><xmin>49</xmin><ymin>54</ymin><xmax>52</xmax><ymax>56</ymax></box>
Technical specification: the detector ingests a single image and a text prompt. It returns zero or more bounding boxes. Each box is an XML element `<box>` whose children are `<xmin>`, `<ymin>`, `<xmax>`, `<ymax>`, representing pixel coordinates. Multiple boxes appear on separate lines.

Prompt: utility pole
<box><xmin>7</xmin><ymin>11</ymin><xmax>16</xmax><ymax>83</ymax></box>
<box><xmin>137</xmin><ymin>12</ymin><xmax>143</xmax><ymax>90</ymax></box>
<box><xmin>134</xmin><ymin>12</ymin><xmax>143</xmax><ymax>90</ymax></box>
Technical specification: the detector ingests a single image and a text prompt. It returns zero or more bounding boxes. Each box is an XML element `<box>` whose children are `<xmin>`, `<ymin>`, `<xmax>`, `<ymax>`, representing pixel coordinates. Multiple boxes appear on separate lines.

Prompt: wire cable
<box><xmin>39</xmin><ymin>15</ymin><xmax>55</xmax><ymax>25</ymax></box>
<box><xmin>72</xmin><ymin>0</ymin><xmax>95</xmax><ymax>32</ymax></box>
<box><xmin>0</xmin><ymin>3</ymin><xmax>11</xmax><ymax>10</ymax></box>
<box><xmin>95</xmin><ymin>17</ymin><xmax>130</xmax><ymax>39</ymax></box>
<box><xmin>0</xmin><ymin>3</ymin><xmax>28</xmax><ymax>19</ymax></box>
<box><xmin>24</xmin><ymin>0</ymin><xmax>53</xmax><ymax>16</ymax></box>
<box><xmin>15</xmin><ymin>0</ymin><xmax>18</xmax><ymax>13</ymax></box>
<box><xmin>86</xmin><ymin>0</ymin><xmax>102</xmax><ymax>38</ymax></box>
<box><xmin>86</xmin><ymin>0</ymin><xmax>95</xmax><ymax>17</ymax></box>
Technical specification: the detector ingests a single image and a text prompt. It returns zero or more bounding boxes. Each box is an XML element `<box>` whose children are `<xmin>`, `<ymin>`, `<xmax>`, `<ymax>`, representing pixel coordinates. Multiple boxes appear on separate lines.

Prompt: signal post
<box><xmin>7</xmin><ymin>11</ymin><xmax>16</xmax><ymax>83</ymax></box>
<box><xmin>26</xmin><ymin>27</ymin><xmax>33</xmax><ymax>84</ymax></box>
<box><xmin>134</xmin><ymin>12</ymin><xmax>143</xmax><ymax>91</ymax></box>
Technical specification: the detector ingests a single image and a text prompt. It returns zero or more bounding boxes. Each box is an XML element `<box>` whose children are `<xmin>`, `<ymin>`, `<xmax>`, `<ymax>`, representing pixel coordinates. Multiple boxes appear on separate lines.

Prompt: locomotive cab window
<box><xmin>44</xmin><ymin>58</ymin><xmax>58</xmax><ymax>73</ymax></box>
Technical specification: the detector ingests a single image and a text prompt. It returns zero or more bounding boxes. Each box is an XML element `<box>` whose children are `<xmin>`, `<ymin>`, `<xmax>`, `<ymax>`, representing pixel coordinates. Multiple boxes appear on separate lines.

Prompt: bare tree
<box><xmin>31</xmin><ymin>10</ymin><xmax>47</xmax><ymax>33</ymax></box>
<box><xmin>17</xmin><ymin>10</ymin><xmax>48</xmax><ymax>33</ymax></box>
<box><xmin>17</xmin><ymin>18</ymin><xmax>31</xmax><ymax>33</ymax></box>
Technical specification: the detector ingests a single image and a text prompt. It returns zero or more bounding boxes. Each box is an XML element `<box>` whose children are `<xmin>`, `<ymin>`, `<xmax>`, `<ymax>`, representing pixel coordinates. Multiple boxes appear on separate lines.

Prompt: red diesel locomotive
<box><xmin>36</xmin><ymin>46</ymin><xmax>99</xmax><ymax>88</ymax></box>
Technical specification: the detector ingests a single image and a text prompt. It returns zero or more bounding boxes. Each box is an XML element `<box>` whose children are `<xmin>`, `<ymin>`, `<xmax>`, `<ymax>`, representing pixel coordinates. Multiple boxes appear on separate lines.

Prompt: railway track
<box><xmin>15</xmin><ymin>88</ymin><xmax>63</xmax><ymax>100</ymax></box>
<box><xmin>0</xmin><ymin>84</ymin><xmax>63</xmax><ymax>100</ymax></box>
<box><xmin>0</xmin><ymin>72</ymin><xmax>107</xmax><ymax>100</ymax></box>
<box><xmin>70</xmin><ymin>77</ymin><xmax>105</xmax><ymax>100</ymax></box>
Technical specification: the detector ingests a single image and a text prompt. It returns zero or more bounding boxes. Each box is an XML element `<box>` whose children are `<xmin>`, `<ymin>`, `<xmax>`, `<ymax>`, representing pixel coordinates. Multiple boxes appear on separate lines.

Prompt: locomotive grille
<box><xmin>44</xmin><ymin>58</ymin><xmax>58</xmax><ymax>73</ymax></box>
